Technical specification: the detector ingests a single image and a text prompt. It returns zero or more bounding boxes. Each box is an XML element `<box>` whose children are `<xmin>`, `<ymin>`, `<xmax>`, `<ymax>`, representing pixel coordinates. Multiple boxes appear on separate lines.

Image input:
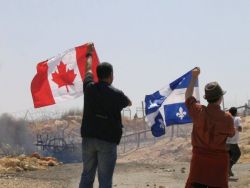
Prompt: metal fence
<box><xmin>118</xmin><ymin>123</ymin><xmax>192</xmax><ymax>154</ymax></box>
<box><xmin>235</xmin><ymin>105</ymin><xmax>250</xmax><ymax>116</ymax></box>
<box><xmin>7</xmin><ymin>102</ymin><xmax>250</xmax><ymax>156</ymax></box>
<box><xmin>117</xmin><ymin>102</ymin><xmax>250</xmax><ymax>154</ymax></box>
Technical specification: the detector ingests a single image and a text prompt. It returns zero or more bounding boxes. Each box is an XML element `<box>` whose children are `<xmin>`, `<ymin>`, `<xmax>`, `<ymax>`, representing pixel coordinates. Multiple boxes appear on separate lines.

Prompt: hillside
<box><xmin>118</xmin><ymin>116</ymin><xmax>250</xmax><ymax>164</ymax></box>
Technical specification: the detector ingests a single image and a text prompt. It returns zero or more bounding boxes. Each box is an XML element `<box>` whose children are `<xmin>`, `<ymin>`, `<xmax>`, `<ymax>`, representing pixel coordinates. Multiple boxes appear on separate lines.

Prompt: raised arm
<box><xmin>83</xmin><ymin>43</ymin><xmax>95</xmax><ymax>92</ymax></box>
<box><xmin>85</xmin><ymin>43</ymin><xmax>94</xmax><ymax>74</ymax></box>
<box><xmin>185</xmin><ymin>67</ymin><xmax>200</xmax><ymax>100</ymax></box>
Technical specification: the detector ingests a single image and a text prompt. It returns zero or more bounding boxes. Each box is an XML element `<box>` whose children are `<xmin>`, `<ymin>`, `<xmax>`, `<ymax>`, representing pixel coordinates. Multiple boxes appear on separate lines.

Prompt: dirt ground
<box><xmin>0</xmin><ymin>161</ymin><xmax>249</xmax><ymax>188</ymax></box>
<box><xmin>0</xmin><ymin>116</ymin><xmax>250</xmax><ymax>188</ymax></box>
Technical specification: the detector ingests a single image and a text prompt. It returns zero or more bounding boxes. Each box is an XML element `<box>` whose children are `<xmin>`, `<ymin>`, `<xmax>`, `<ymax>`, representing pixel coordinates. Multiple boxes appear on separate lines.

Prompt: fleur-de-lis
<box><xmin>176</xmin><ymin>107</ymin><xmax>187</xmax><ymax>120</ymax></box>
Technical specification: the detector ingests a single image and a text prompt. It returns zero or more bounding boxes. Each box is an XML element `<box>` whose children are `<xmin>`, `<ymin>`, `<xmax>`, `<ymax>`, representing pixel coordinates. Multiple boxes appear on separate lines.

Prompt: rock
<box><xmin>41</xmin><ymin>157</ymin><xmax>57</xmax><ymax>162</ymax></box>
<box><xmin>18</xmin><ymin>154</ymin><xmax>26</xmax><ymax>159</ymax></box>
<box><xmin>47</xmin><ymin>160</ymin><xmax>57</xmax><ymax>167</ymax></box>
<box><xmin>181</xmin><ymin>167</ymin><xmax>186</xmax><ymax>173</ymax></box>
<box><xmin>6</xmin><ymin>167</ymin><xmax>17</xmax><ymax>173</ymax></box>
<box><xmin>15</xmin><ymin>167</ymin><xmax>23</xmax><ymax>172</ymax></box>
<box><xmin>29</xmin><ymin>165</ymin><xmax>41</xmax><ymax>171</ymax></box>
<box><xmin>0</xmin><ymin>167</ymin><xmax>7</xmax><ymax>174</ymax></box>
<box><xmin>165</xmin><ymin>168</ymin><xmax>174</xmax><ymax>172</ymax></box>
<box><xmin>31</xmin><ymin>152</ymin><xmax>41</xmax><ymax>159</ymax></box>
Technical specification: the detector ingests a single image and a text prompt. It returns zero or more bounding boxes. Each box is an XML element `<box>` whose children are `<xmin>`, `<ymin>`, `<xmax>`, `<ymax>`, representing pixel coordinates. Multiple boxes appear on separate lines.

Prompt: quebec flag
<box><xmin>145</xmin><ymin>70</ymin><xmax>200</xmax><ymax>137</ymax></box>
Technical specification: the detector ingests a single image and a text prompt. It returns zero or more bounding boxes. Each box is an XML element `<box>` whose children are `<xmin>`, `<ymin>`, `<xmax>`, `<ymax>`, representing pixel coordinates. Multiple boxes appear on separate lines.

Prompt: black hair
<box><xmin>207</xmin><ymin>97</ymin><xmax>221</xmax><ymax>104</ymax></box>
<box><xmin>96</xmin><ymin>62</ymin><xmax>113</xmax><ymax>80</ymax></box>
<box><xmin>229</xmin><ymin>107</ymin><xmax>237</xmax><ymax>117</ymax></box>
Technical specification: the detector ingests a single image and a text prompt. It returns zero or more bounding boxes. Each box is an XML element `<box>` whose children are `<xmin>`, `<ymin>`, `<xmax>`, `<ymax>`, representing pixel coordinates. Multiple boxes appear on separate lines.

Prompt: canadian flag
<box><xmin>31</xmin><ymin>43</ymin><xmax>99</xmax><ymax>108</ymax></box>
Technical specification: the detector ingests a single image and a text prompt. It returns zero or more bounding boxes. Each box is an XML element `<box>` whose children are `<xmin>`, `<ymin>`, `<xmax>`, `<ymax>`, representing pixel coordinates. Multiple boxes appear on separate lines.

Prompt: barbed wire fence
<box><xmin>118</xmin><ymin>101</ymin><xmax>186</xmax><ymax>154</ymax></box>
<box><xmin>7</xmin><ymin>101</ymin><xmax>250</xmax><ymax>155</ymax></box>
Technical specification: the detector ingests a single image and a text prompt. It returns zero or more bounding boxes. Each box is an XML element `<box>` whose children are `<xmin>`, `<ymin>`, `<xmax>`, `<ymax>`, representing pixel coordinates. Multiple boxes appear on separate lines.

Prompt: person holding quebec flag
<box><xmin>145</xmin><ymin>67</ymin><xmax>235</xmax><ymax>188</ymax></box>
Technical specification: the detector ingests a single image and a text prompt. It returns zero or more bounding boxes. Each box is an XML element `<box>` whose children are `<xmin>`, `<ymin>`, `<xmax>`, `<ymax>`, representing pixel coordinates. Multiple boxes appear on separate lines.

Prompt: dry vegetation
<box><xmin>0</xmin><ymin>153</ymin><xmax>60</xmax><ymax>174</ymax></box>
<box><xmin>239</xmin><ymin>116</ymin><xmax>250</xmax><ymax>163</ymax></box>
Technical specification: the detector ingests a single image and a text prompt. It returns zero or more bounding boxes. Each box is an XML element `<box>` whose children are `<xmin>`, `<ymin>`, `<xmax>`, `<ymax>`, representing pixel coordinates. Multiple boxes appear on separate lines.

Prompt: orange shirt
<box><xmin>185</xmin><ymin>96</ymin><xmax>235</xmax><ymax>152</ymax></box>
<box><xmin>185</xmin><ymin>96</ymin><xmax>235</xmax><ymax>188</ymax></box>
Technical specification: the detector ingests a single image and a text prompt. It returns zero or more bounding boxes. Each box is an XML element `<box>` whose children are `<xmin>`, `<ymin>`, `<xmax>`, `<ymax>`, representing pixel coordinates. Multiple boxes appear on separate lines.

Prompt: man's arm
<box><xmin>83</xmin><ymin>43</ymin><xmax>94</xmax><ymax>92</ymax></box>
<box><xmin>185</xmin><ymin>67</ymin><xmax>200</xmax><ymax>100</ymax></box>
<box><xmin>121</xmin><ymin>93</ymin><xmax>132</xmax><ymax>109</ymax></box>
<box><xmin>116</xmin><ymin>89</ymin><xmax>132</xmax><ymax>111</ymax></box>
<box><xmin>85</xmin><ymin>43</ymin><xmax>94</xmax><ymax>74</ymax></box>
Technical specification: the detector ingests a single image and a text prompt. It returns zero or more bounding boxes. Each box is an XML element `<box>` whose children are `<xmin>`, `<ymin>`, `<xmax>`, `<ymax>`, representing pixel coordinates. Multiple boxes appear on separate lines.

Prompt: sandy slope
<box><xmin>118</xmin><ymin>116</ymin><xmax>250</xmax><ymax>165</ymax></box>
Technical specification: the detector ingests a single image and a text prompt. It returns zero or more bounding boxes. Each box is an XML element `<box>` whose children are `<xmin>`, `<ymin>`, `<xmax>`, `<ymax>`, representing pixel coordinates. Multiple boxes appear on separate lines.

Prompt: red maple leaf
<box><xmin>52</xmin><ymin>61</ymin><xmax>77</xmax><ymax>92</ymax></box>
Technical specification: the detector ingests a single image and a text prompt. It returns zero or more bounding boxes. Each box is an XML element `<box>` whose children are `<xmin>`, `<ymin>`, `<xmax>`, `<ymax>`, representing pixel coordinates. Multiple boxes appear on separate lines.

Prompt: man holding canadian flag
<box><xmin>31</xmin><ymin>43</ymin><xmax>132</xmax><ymax>188</ymax></box>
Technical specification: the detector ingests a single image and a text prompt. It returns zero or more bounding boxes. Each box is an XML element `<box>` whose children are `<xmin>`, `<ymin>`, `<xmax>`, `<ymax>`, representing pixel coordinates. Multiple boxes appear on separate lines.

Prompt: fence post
<box><xmin>244</xmin><ymin>104</ymin><xmax>247</xmax><ymax>117</ymax></box>
<box><xmin>23</xmin><ymin>110</ymin><xmax>30</xmax><ymax>120</ymax></box>
<box><xmin>177</xmin><ymin>125</ymin><xmax>179</xmax><ymax>137</ymax></box>
<box><xmin>137</xmin><ymin>132</ymin><xmax>140</xmax><ymax>149</ymax></box>
<box><xmin>123</xmin><ymin>137</ymin><xmax>126</xmax><ymax>153</ymax></box>
<box><xmin>170</xmin><ymin>125</ymin><xmax>174</xmax><ymax>141</ymax></box>
<box><xmin>123</xmin><ymin>129</ymin><xmax>126</xmax><ymax>153</ymax></box>
<box><xmin>142</xmin><ymin>101</ymin><xmax>147</xmax><ymax>140</ymax></box>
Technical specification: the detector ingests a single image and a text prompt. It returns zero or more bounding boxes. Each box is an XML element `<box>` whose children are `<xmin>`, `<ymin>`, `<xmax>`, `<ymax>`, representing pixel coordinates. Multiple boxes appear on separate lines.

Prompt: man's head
<box><xmin>97</xmin><ymin>62</ymin><xmax>113</xmax><ymax>84</ymax></box>
<box><xmin>204</xmin><ymin>82</ymin><xmax>226</xmax><ymax>104</ymax></box>
<box><xmin>229</xmin><ymin>107</ymin><xmax>237</xmax><ymax>117</ymax></box>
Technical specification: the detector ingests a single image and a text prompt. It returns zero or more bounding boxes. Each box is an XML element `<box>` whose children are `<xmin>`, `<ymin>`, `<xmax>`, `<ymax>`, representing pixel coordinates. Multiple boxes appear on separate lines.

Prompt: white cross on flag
<box><xmin>31</xmin><ymin>43</ymin><xmax>99</xmax><ymax>108</ymax></box>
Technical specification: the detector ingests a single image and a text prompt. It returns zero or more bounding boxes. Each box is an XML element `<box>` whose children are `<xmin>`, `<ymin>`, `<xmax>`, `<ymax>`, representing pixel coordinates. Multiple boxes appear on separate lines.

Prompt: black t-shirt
<box><xmin>81</xmin><ymin>73</ymin><xmax>130</xmax><ymax>144</ymax></box>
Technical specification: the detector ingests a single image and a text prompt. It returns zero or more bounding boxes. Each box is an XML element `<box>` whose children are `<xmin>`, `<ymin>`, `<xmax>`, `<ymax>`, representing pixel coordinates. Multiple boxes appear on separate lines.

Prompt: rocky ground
<box><xmin>0</xmin><ymin>162</ymin><xmax>249</xmax><ymax>188</ymax></box>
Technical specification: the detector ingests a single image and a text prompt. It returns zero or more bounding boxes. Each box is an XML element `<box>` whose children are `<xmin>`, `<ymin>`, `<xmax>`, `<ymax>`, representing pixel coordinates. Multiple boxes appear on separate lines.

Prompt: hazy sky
<box><xmin>0</xmin><ymin>0</ymin><xmax>250</xmax><ymax>116</ymax></box>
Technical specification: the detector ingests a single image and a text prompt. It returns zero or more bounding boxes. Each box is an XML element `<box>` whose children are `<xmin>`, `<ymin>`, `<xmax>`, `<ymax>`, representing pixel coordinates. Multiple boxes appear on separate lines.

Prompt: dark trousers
<box><xmin>228</xmin><ymin>144</ymin><xmax>241</xmax><ymax>168</ymax></box>
<box><xmin>79</xmin><ymin>138</ymin><xmax>117</xmax><ymax>188</ymax></box>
